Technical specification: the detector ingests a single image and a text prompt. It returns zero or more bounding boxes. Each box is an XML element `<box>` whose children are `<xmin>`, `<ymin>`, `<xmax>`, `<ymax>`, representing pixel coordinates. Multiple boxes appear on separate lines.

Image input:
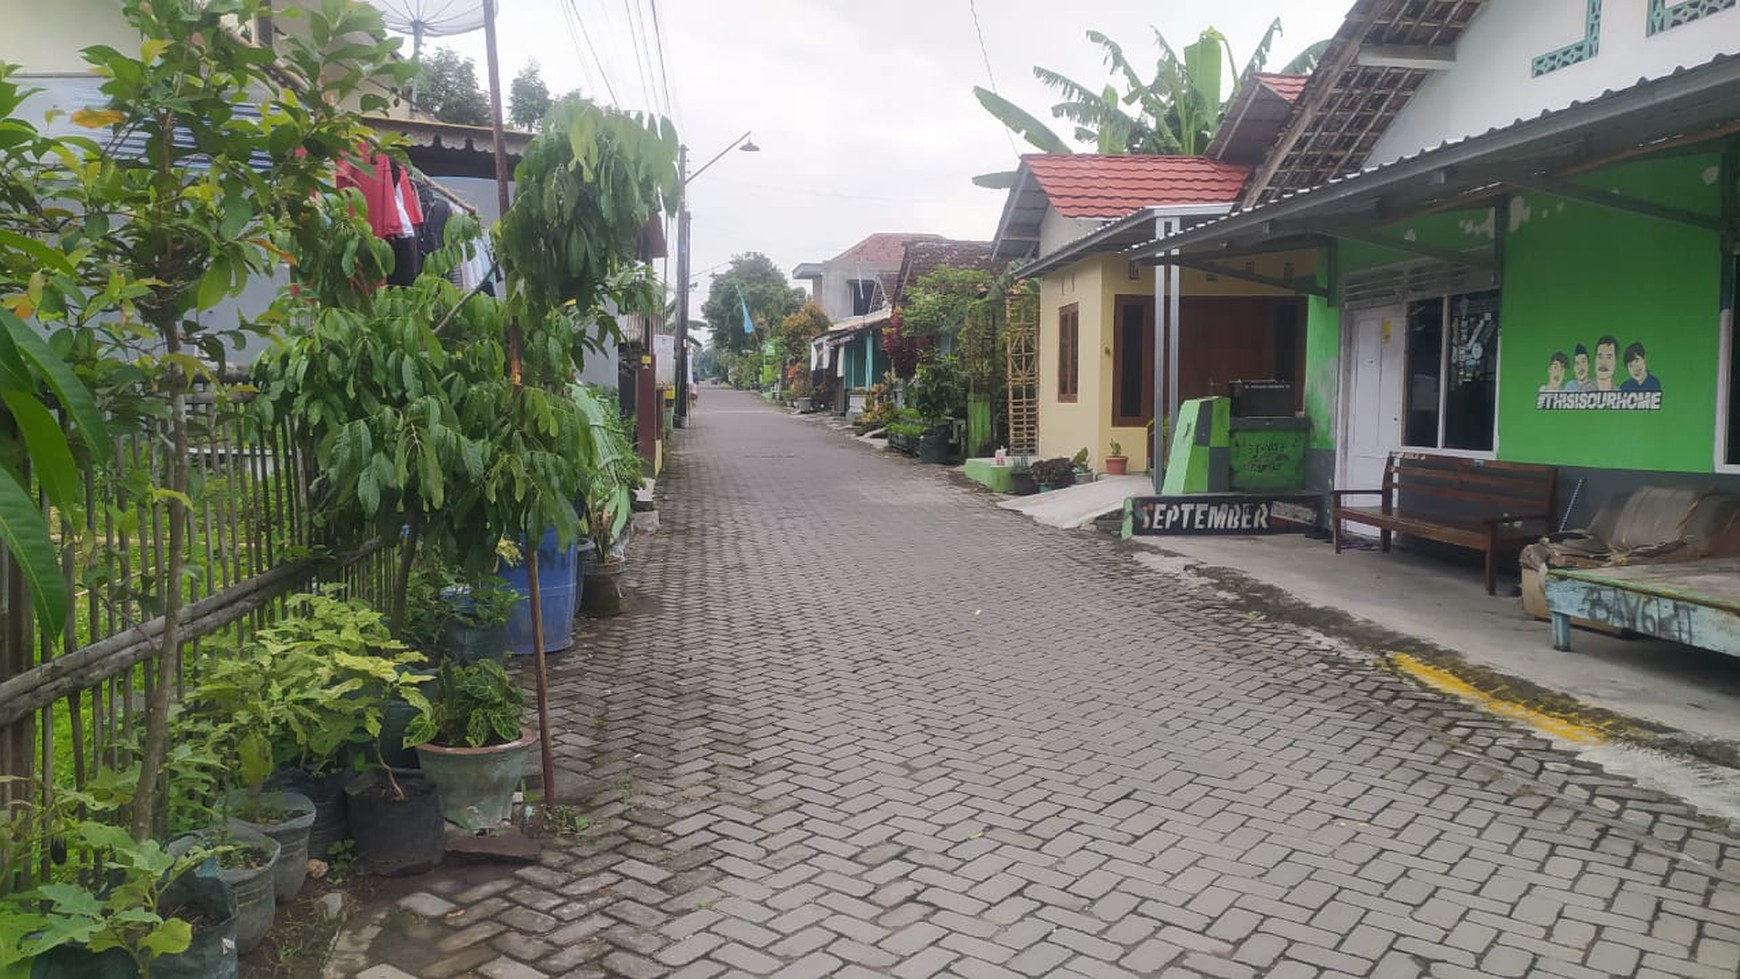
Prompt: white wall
<box><xmin>1038</xmin><ymin>209</ymin><xmax>1100</xmax><ymax>256</ymax></box>
<box><xmin>1369</xmin><ymin>0</ymin><xmax>1740</xmax><ymax>164</ymax></box>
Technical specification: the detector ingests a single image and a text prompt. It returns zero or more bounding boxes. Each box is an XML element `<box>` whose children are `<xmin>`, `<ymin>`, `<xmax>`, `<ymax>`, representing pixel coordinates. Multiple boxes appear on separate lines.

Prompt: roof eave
<box><xmin>1131</xmin><ymin>54</ymin><xmax>1740</xmax><ymax>260</ymax></box>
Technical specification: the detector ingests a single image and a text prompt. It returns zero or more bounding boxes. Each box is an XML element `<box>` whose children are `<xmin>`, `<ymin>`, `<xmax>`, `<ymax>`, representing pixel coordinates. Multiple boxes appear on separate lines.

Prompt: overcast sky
<box><xmin>431</xmin><ymin>0</ymin><xmax>1350</xmax><ymax>318</ymax></box>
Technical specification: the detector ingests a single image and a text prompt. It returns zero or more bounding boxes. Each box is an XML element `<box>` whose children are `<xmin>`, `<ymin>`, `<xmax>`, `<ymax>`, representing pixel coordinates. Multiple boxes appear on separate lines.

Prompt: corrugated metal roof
<box><xmin>1129</xmin><ymin>51</ymin><xmax>1740</xmax><ymax>261</ymax></box>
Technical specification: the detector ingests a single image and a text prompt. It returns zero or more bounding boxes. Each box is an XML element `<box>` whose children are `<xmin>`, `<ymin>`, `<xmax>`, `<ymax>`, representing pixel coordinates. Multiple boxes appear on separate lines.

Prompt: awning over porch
<box><xmin>1127</xmin><ymin>51</ymin><xmax>1740</xmax><ymax>270</ymax></box>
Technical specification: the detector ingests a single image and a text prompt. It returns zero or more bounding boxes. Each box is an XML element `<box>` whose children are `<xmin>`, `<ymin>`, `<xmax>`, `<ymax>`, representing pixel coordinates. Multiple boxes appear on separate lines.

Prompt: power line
<box><xmin>556</xmin><ymin>0</ymin><xmax>601</xmax><ymax>102</ymax></box>
<box><xmin>566</xmin><ymin>0</ymin><xmax>620</xmax><ymax>103</ymax></box>
<box><xmin>629</xmin><ymin>0</ymin><xmax>671</xmax><ymax>118</ymax></box>
<box><xmin>646</xmin><ymin>0</ymin><xmax>678</xmax><ymax>124</ymax></box>
<box><xmin>617</xmin><ymin>0</ymin><xmax>660</xmax><ymax>112</ymax></box>
<box><xmin>966</xmin><ymin>0</ymin><xmax>1018</xmax><ymax>157</ymax></box>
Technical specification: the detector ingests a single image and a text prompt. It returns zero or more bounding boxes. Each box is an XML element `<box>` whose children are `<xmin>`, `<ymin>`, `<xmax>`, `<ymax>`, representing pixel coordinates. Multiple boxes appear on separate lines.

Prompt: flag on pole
<box><xmin>740</xmin><ymin>296</ymin><xmax>754</xmax><ymax>335</ymax></box>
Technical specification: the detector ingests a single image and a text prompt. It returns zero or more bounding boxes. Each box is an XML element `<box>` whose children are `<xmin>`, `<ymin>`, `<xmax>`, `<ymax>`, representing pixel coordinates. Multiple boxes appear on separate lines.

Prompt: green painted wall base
<box><xmin>1160</xmin><ymin>398</ymin><xmax>1230</xmax><ymax>495</ymax></box>
<box><xmin>963</xmin><ymin>458</ymin><xmax>1018</xmax><ymax>493</ymax></box>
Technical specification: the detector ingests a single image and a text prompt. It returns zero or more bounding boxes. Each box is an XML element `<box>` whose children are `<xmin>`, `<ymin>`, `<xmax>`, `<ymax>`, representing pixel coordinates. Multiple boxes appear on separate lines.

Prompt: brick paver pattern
<box><xmin>343</xmin><ymin>388</ymin><xmax>1740</xmax><ymax>979</ymax></box>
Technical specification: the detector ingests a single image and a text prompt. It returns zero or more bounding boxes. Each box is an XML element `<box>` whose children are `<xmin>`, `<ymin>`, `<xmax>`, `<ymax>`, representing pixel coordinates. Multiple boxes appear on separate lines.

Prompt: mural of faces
<box><xmin>1541</xmin><ymin>337</ymin><xmax>1661</xmax><ymax>395</ymax></box>
<box><xmin>1594</xmin><ymin>335</ymin><xmax>1618</xmax><ymax>390</ymax></box>
<box><xmin>1541</xmin><ymin>352</ymin><xmax>1569</xmax><ymax>392</ymax></box>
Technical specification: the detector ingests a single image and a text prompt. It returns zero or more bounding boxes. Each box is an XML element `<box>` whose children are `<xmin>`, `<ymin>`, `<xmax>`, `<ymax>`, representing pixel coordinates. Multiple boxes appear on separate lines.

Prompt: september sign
<box><xmin>1125</xmin><ymin>494</ymin><xmax>1320</xmax><ymax>537</ymax></box>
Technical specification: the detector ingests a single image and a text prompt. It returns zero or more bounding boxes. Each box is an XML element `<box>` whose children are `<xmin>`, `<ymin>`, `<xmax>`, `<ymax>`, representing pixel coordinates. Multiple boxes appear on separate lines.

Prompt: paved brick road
<box><xmin>339</xmin><ymin>387</ymin><xmax>1740</xmax><ymax>979</ymax></box>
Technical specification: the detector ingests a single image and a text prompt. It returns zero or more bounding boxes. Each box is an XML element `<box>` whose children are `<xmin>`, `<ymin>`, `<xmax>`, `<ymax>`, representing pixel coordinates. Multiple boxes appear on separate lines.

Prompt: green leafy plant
<box><xmin>178</xmin><ymin>591</ymin><xmax>432</xmax><ymax>818</ymax></box>
<box><xmin>0</xmin><ymin>783</ymin><xmax>215</xmax><ymax>977</ymax></box>
<box><xmin>572</xmin><ymin>383</ymin><xmax>643</xmax><ymax>557</ymax></box>
<box><xmin>1071</xmin><ymin>447</ymin><xmax>1091</xmax><ymax>470</ymax></box>
<box><xmin>906</xmin><ymin>355</ymin><xmax>968</xmax><ymax>425</ymax></box>
<box><xmin>413</xmin><ymin>659</ymin><xmax>524</xmax><ymax>749</ymax></box>
<box><xmin>16</xmin><ymin>0</ymin><xmax>415</xmax><ymax>841</ymax></box>
<box><xmin>1109</xmin><ymin>440</ymin><xmax>1124</xmax><ymax>457</ymax></box>
<box><xmin>1028</xmin><ymin>457</ymin><xmax>1076</xmax><ymax>488</ymax></box>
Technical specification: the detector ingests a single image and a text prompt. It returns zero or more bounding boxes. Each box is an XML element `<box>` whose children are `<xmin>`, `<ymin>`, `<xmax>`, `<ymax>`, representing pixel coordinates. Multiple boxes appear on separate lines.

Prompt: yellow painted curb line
<box><xmin>1387</xmin><ymin>653</ymin><xmax>1607</xmax><ymax>745</ymax></box>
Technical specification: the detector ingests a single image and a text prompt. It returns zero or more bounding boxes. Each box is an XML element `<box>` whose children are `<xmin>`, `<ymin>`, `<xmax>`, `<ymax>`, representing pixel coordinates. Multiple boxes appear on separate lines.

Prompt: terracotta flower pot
<box><xmin>1104</xmin><ymin>455</ymin><xmax>1129</xmax><ymax>475</ymax></box>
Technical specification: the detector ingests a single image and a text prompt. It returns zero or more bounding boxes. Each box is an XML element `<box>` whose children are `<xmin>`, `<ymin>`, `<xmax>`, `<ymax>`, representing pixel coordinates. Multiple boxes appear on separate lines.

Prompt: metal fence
<box><xmin>0</xmin><ymin>389</ymin><xmax>392</xmax><ymax>810</ymax></box>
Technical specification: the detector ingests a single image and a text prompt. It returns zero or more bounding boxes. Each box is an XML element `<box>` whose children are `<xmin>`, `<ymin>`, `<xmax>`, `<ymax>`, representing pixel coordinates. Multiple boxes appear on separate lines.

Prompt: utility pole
<box><xmin>674</xmin><ymin>145</ymin><xmax>691</xmax><ymax>427</ymax></box>
<box><xmin>671</xmin><ymin>131</ymin><xmax>757</xmax><ymax>426</ymax></box>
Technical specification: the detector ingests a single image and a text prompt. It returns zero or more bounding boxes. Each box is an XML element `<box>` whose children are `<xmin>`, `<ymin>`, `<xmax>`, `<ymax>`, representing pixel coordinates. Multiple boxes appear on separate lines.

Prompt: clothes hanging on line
<box><xmin>336</xmin><ymin>148</ymin><xmax>425</xmax><ymax>286</ymax></box>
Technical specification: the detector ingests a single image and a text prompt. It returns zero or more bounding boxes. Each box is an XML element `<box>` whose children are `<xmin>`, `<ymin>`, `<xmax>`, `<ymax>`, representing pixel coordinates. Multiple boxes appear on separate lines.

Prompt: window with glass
<box><xmin>1058</xmin><ymin>304</ymin><xmax>1079</xmax><ymax>402</ymax></box>
<box><xmin>1403</xmin><ymin>289</ymin><xmax>1500</xmax><ymax>451</ymax></box>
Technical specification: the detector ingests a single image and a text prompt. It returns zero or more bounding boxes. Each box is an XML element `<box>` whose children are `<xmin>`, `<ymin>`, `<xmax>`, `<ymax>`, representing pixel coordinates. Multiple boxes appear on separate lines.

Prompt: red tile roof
<box><xmin>1253</xmin><ymin>73</ymin><xmax>1309</xmax><ymax>103</ymax></box>
<box><xmin>1021</xmin><ymin>155</ymin><xmax>1251</xmax><ymax>218</ymax></box>
<box><xmin>831</xmin><ymin>232</ymin><xmax>945</xmax><ymax>267</ymax></box>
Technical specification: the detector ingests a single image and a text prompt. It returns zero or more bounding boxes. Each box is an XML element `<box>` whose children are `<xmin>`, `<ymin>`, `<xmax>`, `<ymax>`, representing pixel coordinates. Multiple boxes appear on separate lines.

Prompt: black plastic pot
<box><xmin>30</xmin><ymin>946</ymin><xmax>134</xmax><ymax>978</ymax></box>
<box><xmin>1009</xmin><ymin>472</ymin><xmax>1038</xmax><ymax>496</ymax></box>
<box><xmin>153</xmin><ymin>873</ymin><xmax>239</xmax><ymax>979</ymax></box>
<box><xmin>266</xmin><ymin>767</ymin><xmax>350</xmax><ymax>860</ymax></box>
<box><xmin>580</xmin><ymin>559</ymin><xmax>626</xmax><ymax>616</ymax></box>
<box><xmin>918</xmin><ymin>434</ymin><xmax>952</xmax><ymax>464</ymax></box>
<box><xmin>436</xmin><ymin>619</ymin><xmax>510</xmax><ymax>664</ymax></box>
<box><xmin>377</xmin><ymin>670</ymin><xmax>434</xmax><ymax>770</ymax></box>
<box><xmin>345</xmin><ymin>769</ymin><xmax>444</xmax><ymax>877</ymax></box>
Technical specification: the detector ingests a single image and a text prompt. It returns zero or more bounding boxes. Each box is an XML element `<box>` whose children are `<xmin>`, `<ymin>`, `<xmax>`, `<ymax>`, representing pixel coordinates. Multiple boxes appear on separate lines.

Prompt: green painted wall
<box><xmin>1303</xmin><ymin>292</ymin><xmax>1338</xmax><ymax>451</ymax></box>
<box><xmin>1496</xmin><ymin>152</ymin><xmax>1723</xmax><ymax>473</ymax></box>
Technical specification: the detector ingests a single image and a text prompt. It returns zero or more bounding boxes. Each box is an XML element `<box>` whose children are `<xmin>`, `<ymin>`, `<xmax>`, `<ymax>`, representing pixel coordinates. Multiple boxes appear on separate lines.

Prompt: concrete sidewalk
<box><xmin>1128</xmin><ymin>532</ymin><xmax>1740</xmax><ymax>747</ymax></box>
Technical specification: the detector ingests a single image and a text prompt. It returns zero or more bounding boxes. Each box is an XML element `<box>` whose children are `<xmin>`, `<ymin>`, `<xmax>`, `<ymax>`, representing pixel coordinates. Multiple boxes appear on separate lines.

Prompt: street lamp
<box><xmin>674</xmin><ymin>130</ymin><xmax>757</xmax><ymax>426</ymax></box>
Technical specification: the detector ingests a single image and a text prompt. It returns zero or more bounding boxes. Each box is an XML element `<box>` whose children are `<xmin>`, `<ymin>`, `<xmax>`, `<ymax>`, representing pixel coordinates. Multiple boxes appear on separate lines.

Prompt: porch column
<box><xmin>1152</xmin><ymin>216</ymin><xmax>1182</xmax><ymax>493</ymax></box>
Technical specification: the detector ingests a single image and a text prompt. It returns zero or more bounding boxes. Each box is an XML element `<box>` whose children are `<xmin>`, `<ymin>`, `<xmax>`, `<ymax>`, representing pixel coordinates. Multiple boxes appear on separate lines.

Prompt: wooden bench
<box><xmin>1331</xmin><ymin>453</ymin><xmax>1558</xmax><ymax>595</ymax></box>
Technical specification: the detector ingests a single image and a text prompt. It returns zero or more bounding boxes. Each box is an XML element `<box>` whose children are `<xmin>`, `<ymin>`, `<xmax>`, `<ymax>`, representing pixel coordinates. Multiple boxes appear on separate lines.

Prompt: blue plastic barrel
<box><xmin>496</xmin><ymin>529</ymin><xmax>580</xmax><ymax>655</ymax></box>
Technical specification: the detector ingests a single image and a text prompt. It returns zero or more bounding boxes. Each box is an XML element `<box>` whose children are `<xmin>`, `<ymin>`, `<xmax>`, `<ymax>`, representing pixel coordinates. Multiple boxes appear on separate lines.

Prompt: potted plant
<box><xmin>4</xmin><ymin>820</ymin><xmax>235</xmax><ymax>978</ymax></box>
<box><xmin>885</xmin><ymin>411</ymin><xmax>925</xmax><ymax>456</ymax></box>
<box><xmin>574</xmin><ymin>384</ymin><xmax>642</xmax><ymax>615</ymax></box>
<box><xmin>1008</xmin><ymin>456</ymin><xmax>1038</xmax><ymax>496</ymax></box>
<box><xmin>1</xmin><ymin>780</ymin><xmax>237</xmax><ymax>979</ymax></box>
<box><xmin>179</xmin><ymin>591</ymin><xmax>431</xmax><ymax>896</ymax></box>
<box><xmin>1029</xmin><ymin>457</ymin><xmax>1076</xmax><ymax>492</ymax></box>
<box><xmin>410</xmin><ymin>659</ymin><xmax>537</xmax><ymax>833</ymax></box>
<box><xmin>343</xmin><ymin>764</ymin><xmax>446</xmax><ymax>877</ymax></box>
<box><xmin>1071</xmin><ymin>447</ymin><xmax>1093</xmax><ymax>483</ymax></box>
<box><xmin>908</xmin><ymin>355</ymin><xmax>966</xmax><ymax>464</ymax></box>
<box><xmin>1104</xmin><ymin>439</ymin><xmax>1129</xmax><ymax>476</ymax></box>
<box><xmin>403</xmin><ymin>558</ymin><xmax>518</xmax><ymax>665</ymax></box>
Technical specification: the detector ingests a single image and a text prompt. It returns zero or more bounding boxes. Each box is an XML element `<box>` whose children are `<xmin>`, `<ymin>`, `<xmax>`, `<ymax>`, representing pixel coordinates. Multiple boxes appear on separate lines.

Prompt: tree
<box><xmin>417</xmin><ymin>46</ymin><xmax>489</xmax><ymax>126</ymax></box>
<box><xmin>972</xmin><ymin>20</ymin><xmax>1329</xmax><ymax>187</ymax></box>
<box><xmin>509</xmin><ymin>61</ymin><xmax>552</xmax><ymax>130</ymax></box>
<box><xmin>900</xmin><ymin>267</ymin><xmax>994</xmax><ymax>347</ymax></box>
<box><xmin>777</xmin><ymin>301</ymin><xmax>830</xmax><ymax>364</ymax></box>
<box><xmin>26</xmin><ymin>0</ymin><xmax>412</xmax><ymax>840</ymax></box>
<box><xmin>701</xmin><ymin>253</ymin><xmax>804</xmax><ymax>356</ymax></box>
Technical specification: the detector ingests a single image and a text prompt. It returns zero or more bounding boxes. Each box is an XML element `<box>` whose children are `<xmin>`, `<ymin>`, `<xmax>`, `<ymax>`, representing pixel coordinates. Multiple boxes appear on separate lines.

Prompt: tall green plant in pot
<box><xmin>573</xmin><ymin>383</ymin><xmax>641</xmax><ymax>613</ymax></box>
<box><xmin>410</xmin><ymin>659</ymin><xmax>534</xmax><ymax>833</ymax></box>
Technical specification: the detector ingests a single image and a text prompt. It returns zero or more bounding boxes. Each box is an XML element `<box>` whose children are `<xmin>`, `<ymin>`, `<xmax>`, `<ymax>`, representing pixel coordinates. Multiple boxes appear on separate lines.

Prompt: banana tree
<box><xmin>972</xmin><ymin>19</ymin><xmax>1330</xmax><ymax>186</ymax></box>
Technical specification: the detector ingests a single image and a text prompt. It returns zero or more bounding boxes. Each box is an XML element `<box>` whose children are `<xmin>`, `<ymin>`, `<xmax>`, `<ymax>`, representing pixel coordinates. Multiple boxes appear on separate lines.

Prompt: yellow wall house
<box><xmin>991</xmin><ymin>153</ymin><xmax>1317</xmax><ymax>474</ymax></box>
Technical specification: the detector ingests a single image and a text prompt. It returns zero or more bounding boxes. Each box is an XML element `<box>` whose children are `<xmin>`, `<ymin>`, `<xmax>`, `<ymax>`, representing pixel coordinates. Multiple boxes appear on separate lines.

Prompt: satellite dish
<box><xmin>366</xmin><ymin>0</ymin><xmax>489</xmax><ymax>61</ymax></box>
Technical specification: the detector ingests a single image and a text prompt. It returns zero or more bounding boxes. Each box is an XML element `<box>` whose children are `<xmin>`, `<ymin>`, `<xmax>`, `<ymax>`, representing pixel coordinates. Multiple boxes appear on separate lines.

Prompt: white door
<box><xmin>1342</xmin><ymin>307</ymin><xmax>1405</xmax><ymax>496</ymax></box>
